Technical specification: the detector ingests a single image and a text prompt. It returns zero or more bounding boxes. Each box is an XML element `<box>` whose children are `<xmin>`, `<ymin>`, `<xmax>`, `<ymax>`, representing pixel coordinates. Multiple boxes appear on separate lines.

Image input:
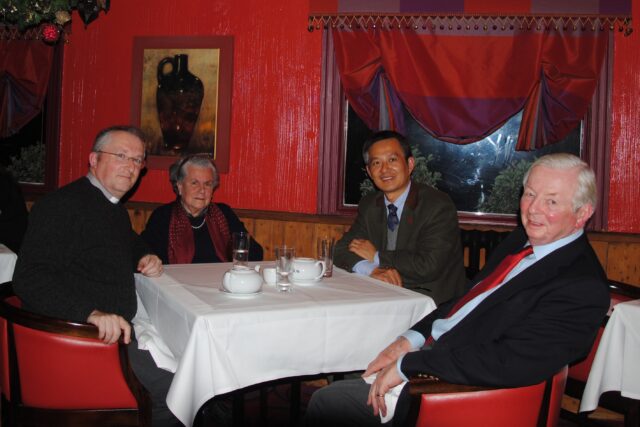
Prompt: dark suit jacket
<box><xmin>334</xmin><ymin>182</ymin><xmax>466</xmax><ymax>304</ymax></box>
<box><xmin>0</xmin><ymin>170</ymin><xmax>28</xmax><ymax>253</ymax></box>
<box><xmin>400</xmin><ymin>226</ymin><xmax>610</xmax><ymax>388</ymax></box>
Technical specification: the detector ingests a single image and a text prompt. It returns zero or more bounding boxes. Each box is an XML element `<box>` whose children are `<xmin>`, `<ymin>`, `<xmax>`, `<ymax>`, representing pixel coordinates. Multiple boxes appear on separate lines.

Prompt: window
<box><xmin>0</xmin><ymin>43</ymin><xmax>62</xmax><ymax>194</ymax></box>
<box><xmin>343</xmin><ymin>107</ymin><xmax>581</xmax><ymax>212</ymax></box>
<box><xmin>318</xmin><ymin>31</ymin><xmax>612</xmax><ymax>229</ymax></box>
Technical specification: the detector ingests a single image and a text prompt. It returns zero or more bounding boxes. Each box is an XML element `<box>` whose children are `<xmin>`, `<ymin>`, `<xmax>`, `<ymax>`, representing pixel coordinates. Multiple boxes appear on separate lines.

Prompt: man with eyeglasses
<box><xmin>14</xmin><ymin>125</ymin><xmax>183</xmax><ymax>426</ymax></box>
<box><xmin>333</xmin><ymin>130</ymin><xmax>466</xmax><ymax>305</ymax></box>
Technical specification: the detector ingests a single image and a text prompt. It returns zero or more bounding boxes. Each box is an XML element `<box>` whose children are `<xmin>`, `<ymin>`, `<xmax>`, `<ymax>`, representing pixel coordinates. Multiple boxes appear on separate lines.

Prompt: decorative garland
<box><xmin>0</xmin><ymin>0</ymin><xmax>109</xmax><ymax>43</ymax></box>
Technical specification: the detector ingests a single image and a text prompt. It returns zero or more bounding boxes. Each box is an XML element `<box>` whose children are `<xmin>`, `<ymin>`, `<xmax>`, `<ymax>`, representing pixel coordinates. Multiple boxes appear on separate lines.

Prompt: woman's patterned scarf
<box><xmin>168</xmin><ymin>202</ymin><xmax>231</xmax><ymax>264</ymax></box>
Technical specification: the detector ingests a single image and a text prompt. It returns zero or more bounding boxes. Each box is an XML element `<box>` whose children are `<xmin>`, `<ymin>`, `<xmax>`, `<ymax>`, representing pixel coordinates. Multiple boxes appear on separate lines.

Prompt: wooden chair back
<box><xmin>460</xmin><ymin>229</ymin><xmax>510</xmax><ymax>279</ymax></box>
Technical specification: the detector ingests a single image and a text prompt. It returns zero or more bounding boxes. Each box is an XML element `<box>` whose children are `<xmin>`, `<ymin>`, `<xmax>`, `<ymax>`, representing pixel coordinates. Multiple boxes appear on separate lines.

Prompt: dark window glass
<box><xmin>343</xmin><ymin>106</ymin><xmax>581</xmax><ymax>215</ymax></box>
<box><xmin>0</xmin><ymin>109</ymin><xmax>46</xmax><ymax>185</ymax></box>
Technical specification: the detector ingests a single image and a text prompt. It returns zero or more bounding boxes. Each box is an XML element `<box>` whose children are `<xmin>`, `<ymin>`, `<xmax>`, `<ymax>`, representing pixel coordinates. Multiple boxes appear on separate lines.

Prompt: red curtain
<box><xmin>0</xmin><ymin>39</ymin><xmax>54</xmax><ymax>138</ymax></box>
<box><xmin>332</xmin><ymin>28</ymin><xmax>609</xmax><ymax>150</ymax></box>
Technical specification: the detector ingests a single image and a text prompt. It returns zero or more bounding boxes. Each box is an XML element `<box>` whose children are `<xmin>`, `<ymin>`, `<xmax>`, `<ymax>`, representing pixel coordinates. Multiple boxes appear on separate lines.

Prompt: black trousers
<box><xmin>304</xmin><ymin>378</ymin><xmax>411</xmax><ymax>427</ymax></box>
<box><xmin>128</xmin><ymin>337</ymin><xmax>184</xmax><ymax>427</ymax></box>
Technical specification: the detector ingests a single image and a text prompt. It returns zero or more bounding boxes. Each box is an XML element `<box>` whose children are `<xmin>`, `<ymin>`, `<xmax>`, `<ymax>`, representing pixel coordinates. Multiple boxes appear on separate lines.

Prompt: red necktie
<box><xmin>426</xmin><ymin>245</ymin><xmax>533</xmax><ymax>345</ymax></box>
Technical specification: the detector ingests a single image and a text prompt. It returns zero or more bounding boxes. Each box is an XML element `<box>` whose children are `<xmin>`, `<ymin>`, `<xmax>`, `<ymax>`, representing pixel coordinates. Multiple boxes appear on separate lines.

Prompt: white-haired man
<box><xmin>305</xmin><ymin>153</ymin><xmax>610</xmax><ymax>426</ymax></box>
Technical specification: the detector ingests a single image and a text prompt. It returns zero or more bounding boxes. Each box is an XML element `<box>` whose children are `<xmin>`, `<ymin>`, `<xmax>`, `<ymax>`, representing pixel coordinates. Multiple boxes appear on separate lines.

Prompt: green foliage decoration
<box><xmin>480</xmin><ymin>159</ymin><xmax>534</xmax><ymax>214</ymax></box>
<box><xmin>7</xmin><ymin>142</ymin><xmax>45</xmax><ymax>184</ymax></box>
<box><xmin>0</xmin><ymin>0</ymin><xmax>108</xmax><ymax>31</ymax></box>
<box><xmin>0</xmin><ymin>0</ymin><xmax>73</xmax><ymax>29</ymax></box>
<box><xmin>360</xmin><ymin>145</ymin><xmax>442</xmax><ymax>197</ymax></box>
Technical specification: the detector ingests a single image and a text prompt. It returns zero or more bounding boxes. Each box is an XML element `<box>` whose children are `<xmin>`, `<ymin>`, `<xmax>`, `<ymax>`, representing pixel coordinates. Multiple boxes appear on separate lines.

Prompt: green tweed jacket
<box><xmin>334</xmin><ymin>182</ymin><xmax>466</xmax><ymax>305</ymax></box>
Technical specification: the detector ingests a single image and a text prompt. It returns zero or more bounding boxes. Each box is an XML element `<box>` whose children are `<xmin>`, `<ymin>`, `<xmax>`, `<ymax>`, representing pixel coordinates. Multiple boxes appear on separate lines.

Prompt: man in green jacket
<box><xmin>334</xmin><ymin>130</ymin><xmax>466</xmax><ymax>305</ymax></box>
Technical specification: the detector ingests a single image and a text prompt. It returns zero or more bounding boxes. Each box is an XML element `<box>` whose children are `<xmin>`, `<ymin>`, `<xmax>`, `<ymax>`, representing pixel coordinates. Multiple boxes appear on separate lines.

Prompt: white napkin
<box><xmin>363</xmin><ymin>374</ymin><xmax>408</xmax><ymax>423</ymax></box>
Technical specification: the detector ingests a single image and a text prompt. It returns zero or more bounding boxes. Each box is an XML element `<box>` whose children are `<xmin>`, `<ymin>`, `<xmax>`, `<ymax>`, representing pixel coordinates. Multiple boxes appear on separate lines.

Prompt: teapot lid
<box><xmin>229</xmin><ymin>265</ymin><xmax>259</xmax><ymax>273</ymax></box>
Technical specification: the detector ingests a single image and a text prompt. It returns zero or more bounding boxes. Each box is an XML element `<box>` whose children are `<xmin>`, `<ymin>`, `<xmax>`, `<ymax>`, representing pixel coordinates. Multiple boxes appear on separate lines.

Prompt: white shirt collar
<box><xmin>384</xmin><ymin>181</ymin><xmax>411</xmax><ymax>209</ymax></box>
<box><xmin>86</xmin><ymin>173</ymin><xmax>119</xmax><ymax>204</ymax></box>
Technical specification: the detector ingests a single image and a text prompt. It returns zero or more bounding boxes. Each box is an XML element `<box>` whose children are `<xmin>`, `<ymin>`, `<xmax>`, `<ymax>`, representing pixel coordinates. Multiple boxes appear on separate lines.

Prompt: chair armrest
<box><xmin>409</xmin><ymin>375</ymin><xmax>495</xmax><ymax>395</ymax></box>
<box><xmin>608</xmin><ymin>279</ymin><xmax>640</xmax><ymax>303</ymax></box>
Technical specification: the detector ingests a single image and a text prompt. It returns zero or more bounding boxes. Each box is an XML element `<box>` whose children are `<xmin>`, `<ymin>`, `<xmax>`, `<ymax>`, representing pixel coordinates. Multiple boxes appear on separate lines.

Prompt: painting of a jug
<box><xmin>156</xmin><ymin>54</ymin><xmax>204</xmax><ymax>152</ymax></box>
<box><xmin>131</xmin><ymin>36</ymin><xmax>234</xmax><ymax>172</ymax></box>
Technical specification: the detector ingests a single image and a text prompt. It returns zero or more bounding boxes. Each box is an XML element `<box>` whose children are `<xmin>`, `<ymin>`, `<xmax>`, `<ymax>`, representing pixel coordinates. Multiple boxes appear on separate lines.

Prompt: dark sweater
<box><xmin>13</xmin><ymin>177</ymin><xmax>149</xmax><ymax>322</ymax></box>
<box><xmin>141</xmin><ymin>202</ymin><xmax>264</xmax><ymax>264</ymax></box>
<box><xmin>0</xmin><ymin>171</ymin><xmax>28</xmax><ymax>253</ymax></box>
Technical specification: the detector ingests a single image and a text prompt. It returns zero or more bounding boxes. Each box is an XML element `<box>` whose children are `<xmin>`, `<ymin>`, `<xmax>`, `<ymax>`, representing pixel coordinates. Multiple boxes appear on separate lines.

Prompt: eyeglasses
<box><xmin>96</xmin><ymin>150</ymin><xmax>146</xmax><ymax>167</ymax></box>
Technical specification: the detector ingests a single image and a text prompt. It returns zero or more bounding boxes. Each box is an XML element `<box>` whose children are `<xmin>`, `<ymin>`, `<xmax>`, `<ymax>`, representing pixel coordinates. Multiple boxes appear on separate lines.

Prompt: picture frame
<box><xmin>131</xmin><ymin>36</ymin><xmax>233</xmax><ymax>172</ymax></box>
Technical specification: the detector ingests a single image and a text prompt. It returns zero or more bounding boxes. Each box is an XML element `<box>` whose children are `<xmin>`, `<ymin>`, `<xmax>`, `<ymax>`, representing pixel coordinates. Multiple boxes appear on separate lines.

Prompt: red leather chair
<box><xmin>568</xmin><ymin>281</ymin><xmax>638</xmax><ymax>385</ymax></box>
<box><xmin>0</xmin><ymin>283</ymin><xmax>151</xmax><ymax>426</ymax></box>
<box><xmin>0</xmin><ymin>288</ymin><xmax>18</xmax><ymax>423</ymax></box>
<box><xmin>563</xmin><ymin>280</ymin><xmax>640</xmax><ymax>426</ymax></box>
<box><xmin>406</xmin><ymin>366</ymin><xmax>568</xmax><ymax>427</ymax></box>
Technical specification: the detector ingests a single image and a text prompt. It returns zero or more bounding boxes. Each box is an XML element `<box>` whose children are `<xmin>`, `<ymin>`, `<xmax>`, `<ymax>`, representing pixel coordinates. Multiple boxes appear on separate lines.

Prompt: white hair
<box><xmin>169</xmin><ymin>155</ymin><xmax>219</xmax><ymax>196</ymax></box>
<box><xmin>522</xmin><ymin>153</ymin><xmax>596</xmax><ymax>211</ymax></box>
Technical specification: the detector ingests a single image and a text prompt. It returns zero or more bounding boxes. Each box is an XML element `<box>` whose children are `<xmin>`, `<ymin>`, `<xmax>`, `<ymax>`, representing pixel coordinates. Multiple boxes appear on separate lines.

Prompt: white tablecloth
<box><xmin>134</xmin><ymin>263</ymin><xmax>436</xmax><ymax>426</ymax></box>
<box><xmin>0</xmin><ymin>244</ymin><xmax>17</xmax><ymax>284</ymax></box>
<box><xmin>580</xmin><ymin>299</ymin><xmax>640</xmax><ymax>412</ymax></box>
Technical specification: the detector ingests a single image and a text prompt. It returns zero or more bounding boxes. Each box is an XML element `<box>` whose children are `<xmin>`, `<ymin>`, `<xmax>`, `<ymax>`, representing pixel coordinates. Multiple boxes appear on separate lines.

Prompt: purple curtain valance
<box><xmin>331</xmin><ymin>25</ymin><xmax>610</xmax><ymax>150</ymax></box>
<box><xmin>309</xmin><ymin>0</ymin><xmax>632</xmax><ymax>34</ymax></box>
<box><xmin>1</xmin><ymin>26</ymin><xmax>42</xmax><ymax>41</ymax></box>
<box><xmin>313</xmin><ymin>0</ymin><xmax>631</xmax><ymax>150</ymax></box>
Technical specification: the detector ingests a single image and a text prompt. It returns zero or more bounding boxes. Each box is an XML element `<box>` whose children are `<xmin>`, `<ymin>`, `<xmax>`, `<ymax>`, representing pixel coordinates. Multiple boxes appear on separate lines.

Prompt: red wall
<box><xmin>608</xmin><ymin>0</ymin><xmax>640</xmax><ymax>233</ymax></box>
<box><xmin>58</xmin><ymin>0</ymin><xmax>322</xmax><ymax>212</ymax></box>
<box><xmin>57</xmin><ymin>0</ymin><xmax>640</xmax><ymax>232</ymax></box>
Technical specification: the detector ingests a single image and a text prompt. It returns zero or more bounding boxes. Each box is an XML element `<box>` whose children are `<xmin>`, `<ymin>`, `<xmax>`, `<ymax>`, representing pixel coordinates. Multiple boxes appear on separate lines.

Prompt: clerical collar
<box><xmin>86</xmin><ymin>173</ymin><xmax>119</xmax><ymax>204</ymax></box>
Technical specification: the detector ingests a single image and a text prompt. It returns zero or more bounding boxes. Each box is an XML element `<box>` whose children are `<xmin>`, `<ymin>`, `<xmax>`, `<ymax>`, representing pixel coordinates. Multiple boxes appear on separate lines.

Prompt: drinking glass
<box><xmin>232</xmin><ymin>232</ymin><xmax>250</xmax><ymax>268</ymax></box>
<box><xmin>317</xmin><ymin>237</ymin><xmax>335</xmax><ymax>277</ymax></box>
<box><xmin>275</xmin><ymin>246</ymin><xmax>295</xmax><ymax>292</ymax></box>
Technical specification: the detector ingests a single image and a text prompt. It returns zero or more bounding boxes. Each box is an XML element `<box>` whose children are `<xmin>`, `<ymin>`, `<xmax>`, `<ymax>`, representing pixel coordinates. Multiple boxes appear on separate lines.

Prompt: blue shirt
<box><xmin>396</xmin><ymin>229</ymin><xmax>585</xmax><ymax>380</ymax></box>
<box><xmin>352</xmin><ymin>182</ymin><xmax>412</xmax><ymax>276</ymax></box>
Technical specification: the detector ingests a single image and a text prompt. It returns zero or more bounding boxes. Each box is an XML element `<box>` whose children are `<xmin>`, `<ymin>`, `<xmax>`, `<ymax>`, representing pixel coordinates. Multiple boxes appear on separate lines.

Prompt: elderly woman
<box><xmin>142</xmin><ymin>155</ymin><xmax>263</xmax><ymax>264</ymax></box>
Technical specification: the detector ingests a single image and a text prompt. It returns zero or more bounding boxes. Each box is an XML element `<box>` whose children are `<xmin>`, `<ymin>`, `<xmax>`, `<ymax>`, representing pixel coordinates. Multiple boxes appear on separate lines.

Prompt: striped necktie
<box><xmin>387</xmin><ymin>204</ymin><xmax>399</xmax><ymax>231</ymax></box>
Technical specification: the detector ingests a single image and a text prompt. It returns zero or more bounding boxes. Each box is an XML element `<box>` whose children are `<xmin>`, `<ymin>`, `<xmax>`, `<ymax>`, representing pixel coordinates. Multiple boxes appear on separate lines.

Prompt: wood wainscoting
<box><xmin>126</xmin><ymin>202</ymin><xmax>352</xmax><ymax>260</ymax></box>
<box><xmin>126</xmin><ymin>202</ymin><xmax>640</xmax><ymax>287</ymax></box>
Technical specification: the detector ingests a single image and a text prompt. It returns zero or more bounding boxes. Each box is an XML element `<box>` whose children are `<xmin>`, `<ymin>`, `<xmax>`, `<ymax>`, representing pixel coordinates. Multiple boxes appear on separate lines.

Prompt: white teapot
<box><xmin>291</xmin><ymin>257</ymin><xmax>326</xmax><ymax>282</ymax></box>
<box><xmin>222</xmin><ymin>265</ymin><xmax>263</xmax><ymax>294</ymax></box>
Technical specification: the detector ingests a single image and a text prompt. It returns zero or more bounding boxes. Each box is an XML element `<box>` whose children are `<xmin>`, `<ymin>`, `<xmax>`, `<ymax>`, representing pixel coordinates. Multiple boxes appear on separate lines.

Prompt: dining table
<box><xmin>580</xmin><ymin>299</ymin><xmax>640</xmax><ymax>426</ymax></box>
<box><xmin>0</xmin><ymin>244</ymin><xmax>18</xmax><ymax>284</ymax></box>
<box><xmin>133</xmin><ymin>262</ymin><xmax>436</xmax><ymax>426</ymax></box>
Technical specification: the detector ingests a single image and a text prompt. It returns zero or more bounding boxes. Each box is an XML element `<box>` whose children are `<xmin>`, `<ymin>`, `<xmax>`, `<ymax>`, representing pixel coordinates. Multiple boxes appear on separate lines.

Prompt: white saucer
<box><xmin>219</xmin><ymin>287</ymin><xmax>262</xmax><ymax>297</ymax></box>
<box><xmin>290</xmin><ymin>277</ymin><xmax>322</xmax><ymax>286</ymax></box>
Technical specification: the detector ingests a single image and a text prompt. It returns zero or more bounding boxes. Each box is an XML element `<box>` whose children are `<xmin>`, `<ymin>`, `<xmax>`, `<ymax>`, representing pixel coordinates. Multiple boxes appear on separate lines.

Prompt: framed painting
<box><xmin>131</xmin><ymin>36</ymin><xmax>233</xmax><ymax>172</ymax></box>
